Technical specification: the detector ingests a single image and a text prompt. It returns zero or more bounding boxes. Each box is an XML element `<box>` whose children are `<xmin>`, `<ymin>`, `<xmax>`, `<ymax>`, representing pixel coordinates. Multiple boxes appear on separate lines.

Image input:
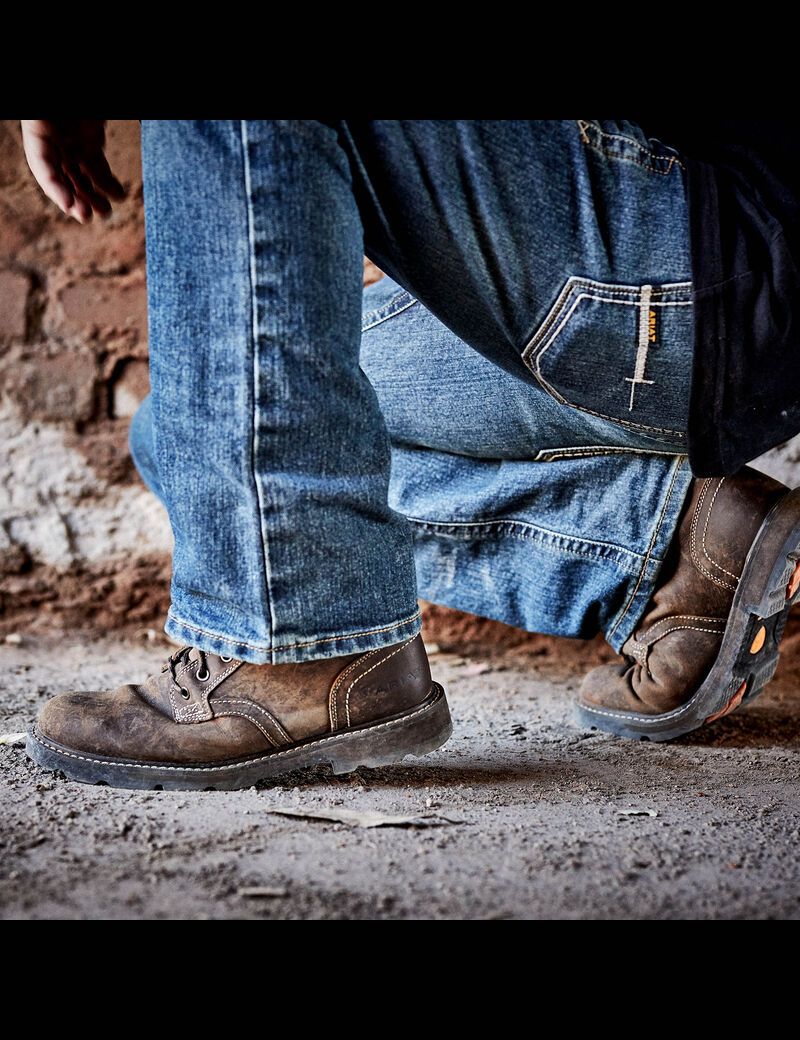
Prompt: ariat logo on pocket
<box><xmin>625</xmin><ymin>284</ymin><xmax>656</xmax><ymax>411</ymax></box>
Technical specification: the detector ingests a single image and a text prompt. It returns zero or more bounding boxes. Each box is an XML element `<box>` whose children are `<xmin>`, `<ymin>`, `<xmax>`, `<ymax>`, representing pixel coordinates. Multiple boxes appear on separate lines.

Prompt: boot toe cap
<box><xmin>38</xmin><ymin>690</ymin><xmax>104</xmax><ymax>745</ymax></box>
<box><xmin>578</xmin><ymin>662</ymin><xmax>640</xmax><ymax>713</ymax></box>
<box><xmin>36</xmin><ymin>686</ymin><xmax>159</xmax><ymax>758</ymax></box>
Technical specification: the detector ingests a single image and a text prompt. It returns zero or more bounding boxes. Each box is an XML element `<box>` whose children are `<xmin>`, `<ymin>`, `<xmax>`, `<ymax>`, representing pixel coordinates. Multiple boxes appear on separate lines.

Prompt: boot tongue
<box><xmin>186</xmin><ymin>647</ymin><xmax>203</xmax><ymax>664</ymax></box>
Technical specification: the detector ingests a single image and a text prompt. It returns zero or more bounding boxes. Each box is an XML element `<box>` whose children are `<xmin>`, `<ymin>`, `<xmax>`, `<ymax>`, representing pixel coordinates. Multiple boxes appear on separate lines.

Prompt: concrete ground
<box><xmin>2</xmin><ymin>626</ymin><xmax>800</xmax><ymax>920</ymax></box>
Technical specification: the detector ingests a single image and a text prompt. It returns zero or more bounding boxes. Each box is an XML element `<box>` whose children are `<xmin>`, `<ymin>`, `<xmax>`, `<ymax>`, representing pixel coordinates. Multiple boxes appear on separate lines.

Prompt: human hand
<box><xmin>20</xmin><ymin>120</ymin><xmax>127</xmax><ymax>224</ymax></box>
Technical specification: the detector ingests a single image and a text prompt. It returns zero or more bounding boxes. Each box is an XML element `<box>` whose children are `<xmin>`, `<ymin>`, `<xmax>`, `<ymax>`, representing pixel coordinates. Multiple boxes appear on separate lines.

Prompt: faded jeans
<box><xmin>130</xmin><ymin>119</ymin><xmax>696</xmax><ymax>664</ymax></box>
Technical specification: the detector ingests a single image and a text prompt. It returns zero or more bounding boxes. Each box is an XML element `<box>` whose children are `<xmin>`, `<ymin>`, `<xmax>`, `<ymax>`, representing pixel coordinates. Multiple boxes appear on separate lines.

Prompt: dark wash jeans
<box><xmin>131</xmin><ymin>119</ymin><xmax>696</xmax><ymax>664</ymax></box>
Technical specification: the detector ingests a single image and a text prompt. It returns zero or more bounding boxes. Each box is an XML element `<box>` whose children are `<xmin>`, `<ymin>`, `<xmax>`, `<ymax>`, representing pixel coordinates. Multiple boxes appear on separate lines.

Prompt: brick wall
<box><xmin>0</xmin><ymin>120</ymin><xmax>171</xmax><ymax>636</ymax></box>
<box><xmin>1</xmin><ymin>119</ymin><xmax>799</xmax><ymax>656</ymax></box>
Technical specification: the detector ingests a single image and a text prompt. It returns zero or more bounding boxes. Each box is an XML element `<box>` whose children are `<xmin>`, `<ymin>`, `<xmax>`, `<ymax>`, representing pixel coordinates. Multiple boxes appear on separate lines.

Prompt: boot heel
<box><xmin>328</xmin><ymin>681</ymin><xmax>452</xmax><ymax>774</ymax></box>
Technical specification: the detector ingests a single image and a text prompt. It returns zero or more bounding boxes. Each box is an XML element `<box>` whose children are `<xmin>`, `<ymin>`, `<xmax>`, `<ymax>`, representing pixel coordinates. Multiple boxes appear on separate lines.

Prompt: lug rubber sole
<box><xmin>26</xmin><ymin>681</ymin><xmax>452</xmax><ymax>791</ymax></box>
<box><xmin>576</xmin><ymin>486</ymin><xmax>800</xmax><ymax>742</ymax></box>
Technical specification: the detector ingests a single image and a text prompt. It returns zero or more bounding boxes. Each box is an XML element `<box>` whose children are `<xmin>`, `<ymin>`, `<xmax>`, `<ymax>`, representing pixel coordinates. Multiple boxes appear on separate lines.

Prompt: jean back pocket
<box><xmin>521</xmin><ymin>276</ymin><xmax>693</xmax><ymax>445</ymax></box>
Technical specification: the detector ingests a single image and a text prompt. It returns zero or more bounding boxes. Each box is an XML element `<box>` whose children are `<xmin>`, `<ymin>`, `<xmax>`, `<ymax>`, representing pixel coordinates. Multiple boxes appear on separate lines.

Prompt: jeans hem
<box><xmin>603</xmin><ymin>454</ymin><xmax>694</xmax><ymax>653</ymax></box>
<box><xmin>163</xmin><ymin>608</ymin><xmax>423</xmax><ymax>665</ymax></box>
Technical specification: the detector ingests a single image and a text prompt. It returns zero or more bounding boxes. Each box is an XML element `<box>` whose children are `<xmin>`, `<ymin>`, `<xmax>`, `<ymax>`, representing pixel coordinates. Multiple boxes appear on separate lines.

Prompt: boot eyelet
<box><xmin>179</xmin><ymin>687</ymin><xmax>191</xmax><ymax>700</ymax></box>
<box><xmin>220</xmin><ymin>655</ymin><xmax>233</xmax><ymax>663</ymax></box>
<box><xmin>196</xmin><ymin>668</ymin><xmax>210</xmax><ymax>681</ymax></box>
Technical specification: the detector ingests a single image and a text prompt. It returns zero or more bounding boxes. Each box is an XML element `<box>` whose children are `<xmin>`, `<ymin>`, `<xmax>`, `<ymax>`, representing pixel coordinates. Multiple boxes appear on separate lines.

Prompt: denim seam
<box><xmin>582</xmin><ymin>141</ymin><xmax>684</xmax><ymax>177</ymax></box>
<box><xmin>340</xmin><ymin>121</ymin><xmax>406</xmax><ymax>264</ymax></box>
<box><xmin>361</xmin><ymin>292</ymin><xmax>418</xmax><ymax>331</ymax></box>
<box><xmin>496</xmin><ymin>532</ymin><xmax>632</xmax><ymax>568</ymax></box>
<box><xmin>533</xmin><ymin>397</ymin><xmax>685</xmax><ymax>438</ymax></box>
<box><xmin>577</xmin><ymin>120</ymin><xmax>686</xmax><ymax>175</ymax></box>
<box><xmin>606</xmin><ymin>455</ymin><xmax>685</xmax><ymax>641</ymax></box>
<box><xmin>525</xmin><ymin>280</ymin><xmax>693</xmax><ymax>353</ymax></box>
<box><xmin>436</xmin><ymin>531</ymin><xmax>633</xmax><ymax>569</ymax></box>
<box><xmin>534</xmin><ymin>446</ymin><xmax>686</xmax><ymax>461</ymax></box>
<box><xmin>549</xmin><ymin>281</ymin><xmax>692</xmax><ymax>298</ymax></box>
<box><xmin>240</xmin><ymin>120</ymin><xmax>277</xmax><ymax>654</ymax></box>
<box><xmin>526</xmin><ymin>277</ymin><xmax>692</xmax><ymax>359</ymax></box>
<box><xmin>166</xmin><ymin>608</ymin><xmax>421</xmax><ymax>653</ymax></box>
<box><xmin>406</xmin><ymin>515</ymin><xmax>647</xmax><ymax>566</ymax></box>
<box><xmin>549</xmin><ymin>291</ymin><xmax>692</xmax><ymax>315</ymax></box>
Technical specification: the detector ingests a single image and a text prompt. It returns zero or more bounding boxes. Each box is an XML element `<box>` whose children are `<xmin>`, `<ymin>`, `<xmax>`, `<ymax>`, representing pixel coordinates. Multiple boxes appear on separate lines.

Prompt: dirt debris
<box><xmin>266</xmin><ymin>806</ymin><xmax>463</xmax><ymax>829</ymax></box>
<box><xmin>2</xmin><ymin>631</ymin><xmax>800</xmax><ymax>919</ymax></box>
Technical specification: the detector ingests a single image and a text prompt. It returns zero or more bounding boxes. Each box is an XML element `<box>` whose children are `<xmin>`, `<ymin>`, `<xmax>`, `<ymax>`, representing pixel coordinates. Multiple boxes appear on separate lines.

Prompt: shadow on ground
<box><xmin>2</xmin><ymin>614</ymin><xmax>800</xmax><ymax>919</ymax></box>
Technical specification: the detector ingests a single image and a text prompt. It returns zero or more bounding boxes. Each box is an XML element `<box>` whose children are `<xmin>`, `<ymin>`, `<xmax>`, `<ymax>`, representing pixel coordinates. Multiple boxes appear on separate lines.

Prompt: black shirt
<box><xmin>639</xmin><ymin>119</ymin><xmax>800</xmax><ymax>477</ymax></box>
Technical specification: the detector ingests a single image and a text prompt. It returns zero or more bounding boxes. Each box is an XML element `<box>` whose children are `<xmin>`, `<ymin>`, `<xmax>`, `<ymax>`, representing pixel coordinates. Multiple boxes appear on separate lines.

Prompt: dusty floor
<box><xmin>2</xmin><ymin>627</ymin><xmax>800</xmax><ymax>919</ymax></box>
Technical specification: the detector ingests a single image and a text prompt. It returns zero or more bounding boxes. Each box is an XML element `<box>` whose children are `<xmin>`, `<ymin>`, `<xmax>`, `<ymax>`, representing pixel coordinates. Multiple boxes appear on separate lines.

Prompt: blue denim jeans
<box><xmin>132</xmin><ymin>119</ymin><xmax>696</xmax><ymax>664</ymax></box>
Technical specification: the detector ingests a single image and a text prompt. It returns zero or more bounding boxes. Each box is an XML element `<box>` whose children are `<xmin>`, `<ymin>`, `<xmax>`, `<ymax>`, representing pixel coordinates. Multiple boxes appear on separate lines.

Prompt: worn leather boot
<box><xmin>577</xmin><ymin>466</ymin><xmax>800</xmax><ymax>741</ymax></box>
<box><xmin>26</xmin><ymin>632</ymin><xmax>451</xmax><ymax>790</ymax></box>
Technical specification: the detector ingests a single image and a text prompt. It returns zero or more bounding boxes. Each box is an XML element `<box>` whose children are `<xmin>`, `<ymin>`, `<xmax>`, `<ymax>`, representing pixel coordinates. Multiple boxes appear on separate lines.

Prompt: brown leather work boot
<box><xmin>25</xmin><ymin>632</ymin><xmax>452</xmax><ymax>790</ymax></box>
<box><xmin>577</xmin><ymin>466</ymin><xmax>800</xmax><ymax>741</ymax></box>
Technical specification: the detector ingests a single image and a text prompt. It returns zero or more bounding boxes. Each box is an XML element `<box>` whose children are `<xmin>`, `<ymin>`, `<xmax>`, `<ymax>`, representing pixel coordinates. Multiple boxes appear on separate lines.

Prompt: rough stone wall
<box><xmin>0</xmin><ymin>120</ymin><xmax>171</xmax><ymax>637</ymax></box>
<box><xmin>1</xmin><ymin>120</ymin><xmax>799</xmax><ymax>654</ymax></box>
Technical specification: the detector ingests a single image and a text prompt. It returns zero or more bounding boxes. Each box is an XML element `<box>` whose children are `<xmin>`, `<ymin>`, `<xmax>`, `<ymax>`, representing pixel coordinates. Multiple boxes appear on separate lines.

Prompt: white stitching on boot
<box><xmin>690</xmin><ymin>478</ymin><xmax>737</xmax><ymax>591</ymax></box>
<box><xmin>701</xmin><ymin>478</ymin><xmax>740</xmax><ymax>581</ymax></box>
<box><xmin>345</xmin><ymin>635</ymin><xmax>419</xmax><ymax>727</ymax></box>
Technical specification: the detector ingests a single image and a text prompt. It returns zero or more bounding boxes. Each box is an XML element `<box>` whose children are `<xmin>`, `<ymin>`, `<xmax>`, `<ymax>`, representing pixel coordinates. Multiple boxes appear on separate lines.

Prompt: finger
<box><xmin>62</xmin><ymin>171</ymin><xmax>95</xmax><ymax>223</ymax></box>
<box><xmin>64</xmin><ymin>163</ymin><xmax>112</xmax><ymax>218</ymax></box>
<box><xmin>37</xmin><ymin>168</ymin><xmax>75</xmax><ymax>215</ymax></box>
<box><xmin>21</xmin><ymin>135</ymin><xmax>75</xmax><ymax>214</ymax></box>
<box><xmin>71</xmin><ymin>165</ymin><xmax>113</xmax><ymax>216</ymax></box>
<box><xmin>79</xmin><ymin>151</ymin><xmax>127</xmax><ymax>200</ymax></box>
<box><xmin>66</xmin><ymin>191</ymin><xmax>93</xmax><ymax>224</ymax></box>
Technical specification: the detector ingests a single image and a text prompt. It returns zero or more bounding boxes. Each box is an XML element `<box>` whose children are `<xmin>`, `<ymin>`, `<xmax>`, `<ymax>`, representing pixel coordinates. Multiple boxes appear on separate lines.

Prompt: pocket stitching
<box><xmin>534</xmin><ymin>445</ymin><xmax>687</xmax><ymax>462</ymax></box>
<box><xmin>522</xmin><ymin>276</ymin><xmax>693</xmax><ymax>438</ymax></box>
<box><xmin>361</xmin><ymin>290</ymin><xmax>418</xmax><ymax>332</ymax></box>
<box><xmin>577</xmin><ymin>120</ymin><xmax>686</xmax><ymax>176</ymax></box>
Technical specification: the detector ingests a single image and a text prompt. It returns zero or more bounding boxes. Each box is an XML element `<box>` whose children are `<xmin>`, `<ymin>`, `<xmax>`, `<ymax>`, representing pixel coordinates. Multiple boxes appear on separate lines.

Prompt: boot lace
<box><xmin>162</xmin><ymin>645</ymin><xmax>233</xmax><ymax>699</ymax></box>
